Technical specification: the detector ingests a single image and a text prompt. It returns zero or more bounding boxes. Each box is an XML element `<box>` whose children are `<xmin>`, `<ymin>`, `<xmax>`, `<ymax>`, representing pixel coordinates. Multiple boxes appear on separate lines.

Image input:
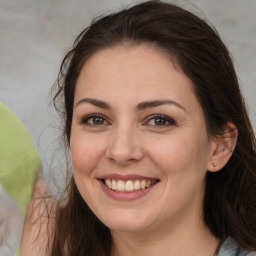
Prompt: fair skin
<box><xmin>70</xmin><ymin>44</ymin><xmax>237</xmax><ymax>256</ymax></box>
<box><xmin>19</xmin><ymin>44</ymin><xmax>237</xmax><ymax>256</ymax></box>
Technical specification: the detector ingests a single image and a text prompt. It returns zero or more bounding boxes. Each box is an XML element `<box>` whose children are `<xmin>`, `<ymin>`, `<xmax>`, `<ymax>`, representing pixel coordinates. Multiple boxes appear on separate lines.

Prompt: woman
<box><xmin>21</xmin><ymin>1</ymin><xmax>256</xmax><ymax>255</ymax></box>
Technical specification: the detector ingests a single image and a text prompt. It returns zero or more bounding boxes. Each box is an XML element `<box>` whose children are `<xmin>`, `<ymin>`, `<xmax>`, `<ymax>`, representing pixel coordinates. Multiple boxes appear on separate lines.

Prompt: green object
<box><xmin>0</xmin><ymin>102</ymin><xmax>40</xmax><ymax>216</ymax></box>
<box><xmin>0</xmin><ymin>102</ymin><xmax>41</xmax><ymax>255</ymax></box>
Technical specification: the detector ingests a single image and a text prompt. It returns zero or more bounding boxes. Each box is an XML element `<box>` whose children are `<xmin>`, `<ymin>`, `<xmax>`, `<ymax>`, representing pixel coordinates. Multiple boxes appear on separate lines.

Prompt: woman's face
<box><xmin>70</xmin><ymin>45</ymin><xmax>216</xmax><ymax>234</ymax></box>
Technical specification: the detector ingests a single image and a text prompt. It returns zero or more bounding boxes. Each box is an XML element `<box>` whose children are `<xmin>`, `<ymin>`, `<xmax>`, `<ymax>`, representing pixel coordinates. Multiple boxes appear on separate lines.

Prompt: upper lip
<box><xmin>98</xmin><ymin>174</ymin><xmax>159</xmax><ymax>181</ymax></box>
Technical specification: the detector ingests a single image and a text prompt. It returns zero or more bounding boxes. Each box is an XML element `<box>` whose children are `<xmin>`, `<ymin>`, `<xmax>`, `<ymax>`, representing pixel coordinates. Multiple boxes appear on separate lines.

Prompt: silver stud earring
<box><xmin>213</xmin><ymin>162</ymin><xmax>217</xmax><ymax>167</ymax></box>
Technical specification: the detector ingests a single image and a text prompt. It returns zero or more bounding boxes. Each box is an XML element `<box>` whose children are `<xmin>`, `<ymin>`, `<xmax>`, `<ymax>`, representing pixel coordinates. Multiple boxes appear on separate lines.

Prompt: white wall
<box><xmin>1</xmin><ymin>0</ymin><xmax>255</xmax><ymax>181</ymax></box>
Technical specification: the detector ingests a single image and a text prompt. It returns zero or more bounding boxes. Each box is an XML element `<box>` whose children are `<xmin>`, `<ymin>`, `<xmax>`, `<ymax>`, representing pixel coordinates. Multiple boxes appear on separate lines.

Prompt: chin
<box><xmin>98</xmin><ymin>209</ymin><xmax>155</xmax><ymax>233</ymax></box>
<box><xmin>108</xmin><ymin>222</ymin><xmax>150</xmax><ymax>233</ymax></box>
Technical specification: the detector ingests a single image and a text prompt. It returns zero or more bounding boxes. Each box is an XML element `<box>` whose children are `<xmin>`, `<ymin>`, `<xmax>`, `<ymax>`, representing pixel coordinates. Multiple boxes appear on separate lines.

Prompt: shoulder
<box><xmin>218</xmin><ymin>237</ymin><xmax>256</xmax><ymax>256</ymax></box>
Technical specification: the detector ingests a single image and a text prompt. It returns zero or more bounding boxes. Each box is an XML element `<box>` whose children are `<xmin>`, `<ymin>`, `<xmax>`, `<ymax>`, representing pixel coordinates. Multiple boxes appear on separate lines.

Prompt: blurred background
<box><xmin>1</xmin><ymin>0</ymin><xmax>256</xmax><ymax>186</ymax></box>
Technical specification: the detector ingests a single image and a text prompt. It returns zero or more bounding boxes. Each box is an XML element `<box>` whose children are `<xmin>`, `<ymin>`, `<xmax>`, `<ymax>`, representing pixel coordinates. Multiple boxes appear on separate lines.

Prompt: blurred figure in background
<box><xmin>0</xmin><ymin>103</ymin><xmax>40</xmax><ymax>255</ymax></box>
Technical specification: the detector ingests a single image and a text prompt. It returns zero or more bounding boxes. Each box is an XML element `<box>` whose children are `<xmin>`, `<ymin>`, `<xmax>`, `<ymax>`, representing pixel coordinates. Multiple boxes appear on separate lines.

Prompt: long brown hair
<box><xmin>52</xmin><ymin>1</ymin><xmax>256</xmax><ymax>255</ymax></box>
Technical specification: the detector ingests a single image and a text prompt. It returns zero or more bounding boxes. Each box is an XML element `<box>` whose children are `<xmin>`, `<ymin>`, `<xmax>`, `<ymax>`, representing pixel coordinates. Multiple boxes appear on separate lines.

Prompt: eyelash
<box><xmin>80</xmin><ymin>114</ymin><xmax>177</xmax><ymax>127</ymax></box>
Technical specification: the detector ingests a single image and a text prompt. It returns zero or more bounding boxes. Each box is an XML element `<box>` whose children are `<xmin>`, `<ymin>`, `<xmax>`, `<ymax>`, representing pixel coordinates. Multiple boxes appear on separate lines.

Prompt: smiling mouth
<box><xmin>102</xmin><ymin>179</ymin><xmax>159</xmax><ymax>192</ymax></box>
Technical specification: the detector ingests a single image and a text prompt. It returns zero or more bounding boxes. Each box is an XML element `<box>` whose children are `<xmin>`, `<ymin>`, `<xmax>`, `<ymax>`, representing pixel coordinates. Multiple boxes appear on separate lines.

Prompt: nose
<box><xmin>106</xmin><ymin>127</ymin><xmax>144</xmax><ymax>165</ymax></box>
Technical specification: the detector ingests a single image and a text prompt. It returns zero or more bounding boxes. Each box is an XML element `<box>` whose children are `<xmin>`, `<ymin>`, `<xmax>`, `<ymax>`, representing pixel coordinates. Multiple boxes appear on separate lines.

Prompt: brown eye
<box><xmin>81</xmin><ymin>114</ymin><xmax>108</xmax><ymax>126</ymax></box>
<box><xmin>154</xmin><ymin>118</ymin><xmax>168</xmax><ymax>125</ymax></box>
<box><xmin>147</xmin><ymin>114</ymin><xmax>176</xmax><ymax>126</ymax></box>
<box><xmin>91</xmin><ymin>117</ymin><xmax>105</xmax><ymax>125</ymax></box>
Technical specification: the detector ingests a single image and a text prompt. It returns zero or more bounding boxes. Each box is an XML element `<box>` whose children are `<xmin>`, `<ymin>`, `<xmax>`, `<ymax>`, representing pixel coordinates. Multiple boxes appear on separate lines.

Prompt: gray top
<box><xmin>218</xmin><ymin>237</ymin><xmax>256</xmax><ymax>256</ymax></box>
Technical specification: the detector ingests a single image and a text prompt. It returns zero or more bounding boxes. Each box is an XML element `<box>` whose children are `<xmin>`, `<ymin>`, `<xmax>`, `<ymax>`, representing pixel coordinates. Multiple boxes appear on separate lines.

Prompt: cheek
<box><xmin>70</xmin><ymin>134</ymin><xmax>103</xmax><ymax>205</ymax></box>
<box><xmin>149</xmin><ymin>136</ymin><xmax>190</xmax><ymax>165</ymax></box>
<box><xmin>70</xmin><ymin>133</ymin><xmax>104</xmax><ymax>176</ymax></box>
<box><xmin>148</xmin><ymin>131</ymin><xmax>210</xmax><ymax>177</ymax></box>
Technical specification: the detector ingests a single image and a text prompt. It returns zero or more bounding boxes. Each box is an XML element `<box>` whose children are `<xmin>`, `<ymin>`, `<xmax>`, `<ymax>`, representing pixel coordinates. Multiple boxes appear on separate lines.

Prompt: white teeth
<box><xmin>125</xmin><ymin>180</ymin><xmax>134</xmax><ymax>192</ymax></box>
<box><xmin>134</xmin><ymin>180</ymin><xmax>140</xmax><ymax>190</ymax></box>
<box><xmin>117</xmin><ymin>180</ymin><xmax>125</xmax><ymax>191</ymax></box>
<box><xmin>112</xmin><ymin>180</ymin><xmax>117</xmax><ymax>190</ymax></box>
<box><xmin>106</xmin><ymin>179</ymin><xmax>111</xmax><ymax>188</ymax></box>
<box><xmin>141</xmin><ymin>180</ymin><xmax>146</xmax><ymax>189</ymax></box>
<box><xmin>104</xmin><ymin>179</ymin><xmax>156</xmax><ymax>192</ymax></box>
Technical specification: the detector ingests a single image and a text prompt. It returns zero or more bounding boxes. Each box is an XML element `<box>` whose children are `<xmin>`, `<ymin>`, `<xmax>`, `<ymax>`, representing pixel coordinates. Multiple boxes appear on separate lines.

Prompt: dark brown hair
<box><xmin>52</xmin><ymin>1</ymin><xmax>256</xmax><ymax>255</ymax></box>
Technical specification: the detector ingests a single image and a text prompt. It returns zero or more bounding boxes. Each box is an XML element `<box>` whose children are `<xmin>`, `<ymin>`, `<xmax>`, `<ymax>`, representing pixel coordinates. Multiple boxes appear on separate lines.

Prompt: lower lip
<box><xmin>99</xmin><ymin>180</ymin><xmax>157</xmax><ymax>201</ymax></box>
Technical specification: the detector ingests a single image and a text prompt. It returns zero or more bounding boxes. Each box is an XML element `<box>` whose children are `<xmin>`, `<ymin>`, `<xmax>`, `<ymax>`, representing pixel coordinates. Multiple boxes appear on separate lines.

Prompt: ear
<box><xmin>207</xmin><ymin>122</ymin><xmax>238</xmax><ymax>172</ymax></box>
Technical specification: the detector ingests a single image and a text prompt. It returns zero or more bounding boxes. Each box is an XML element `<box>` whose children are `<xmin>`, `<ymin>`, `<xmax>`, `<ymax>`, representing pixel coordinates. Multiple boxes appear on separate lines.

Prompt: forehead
<box><xmin>75</xmin><ymin>44</ymin><xmax>194</xmax><ymax>97</ymax></box>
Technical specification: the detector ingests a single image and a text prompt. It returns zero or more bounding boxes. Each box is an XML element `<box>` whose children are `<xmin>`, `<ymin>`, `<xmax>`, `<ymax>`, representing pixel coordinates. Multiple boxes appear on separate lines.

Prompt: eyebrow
<box><xmin>75</xmin><ymin>98</ymin><xmax>186</xmax><ymax>112</ymax></box>
<box><xmin>137</xmin><ymin>100</ymin><xmax>187</xmax><ymax>112</ymax></box>
<box><xmin>75</xmin><ymin>98</ymin><xmax>111</xmax><ymax>110</ymax></box>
